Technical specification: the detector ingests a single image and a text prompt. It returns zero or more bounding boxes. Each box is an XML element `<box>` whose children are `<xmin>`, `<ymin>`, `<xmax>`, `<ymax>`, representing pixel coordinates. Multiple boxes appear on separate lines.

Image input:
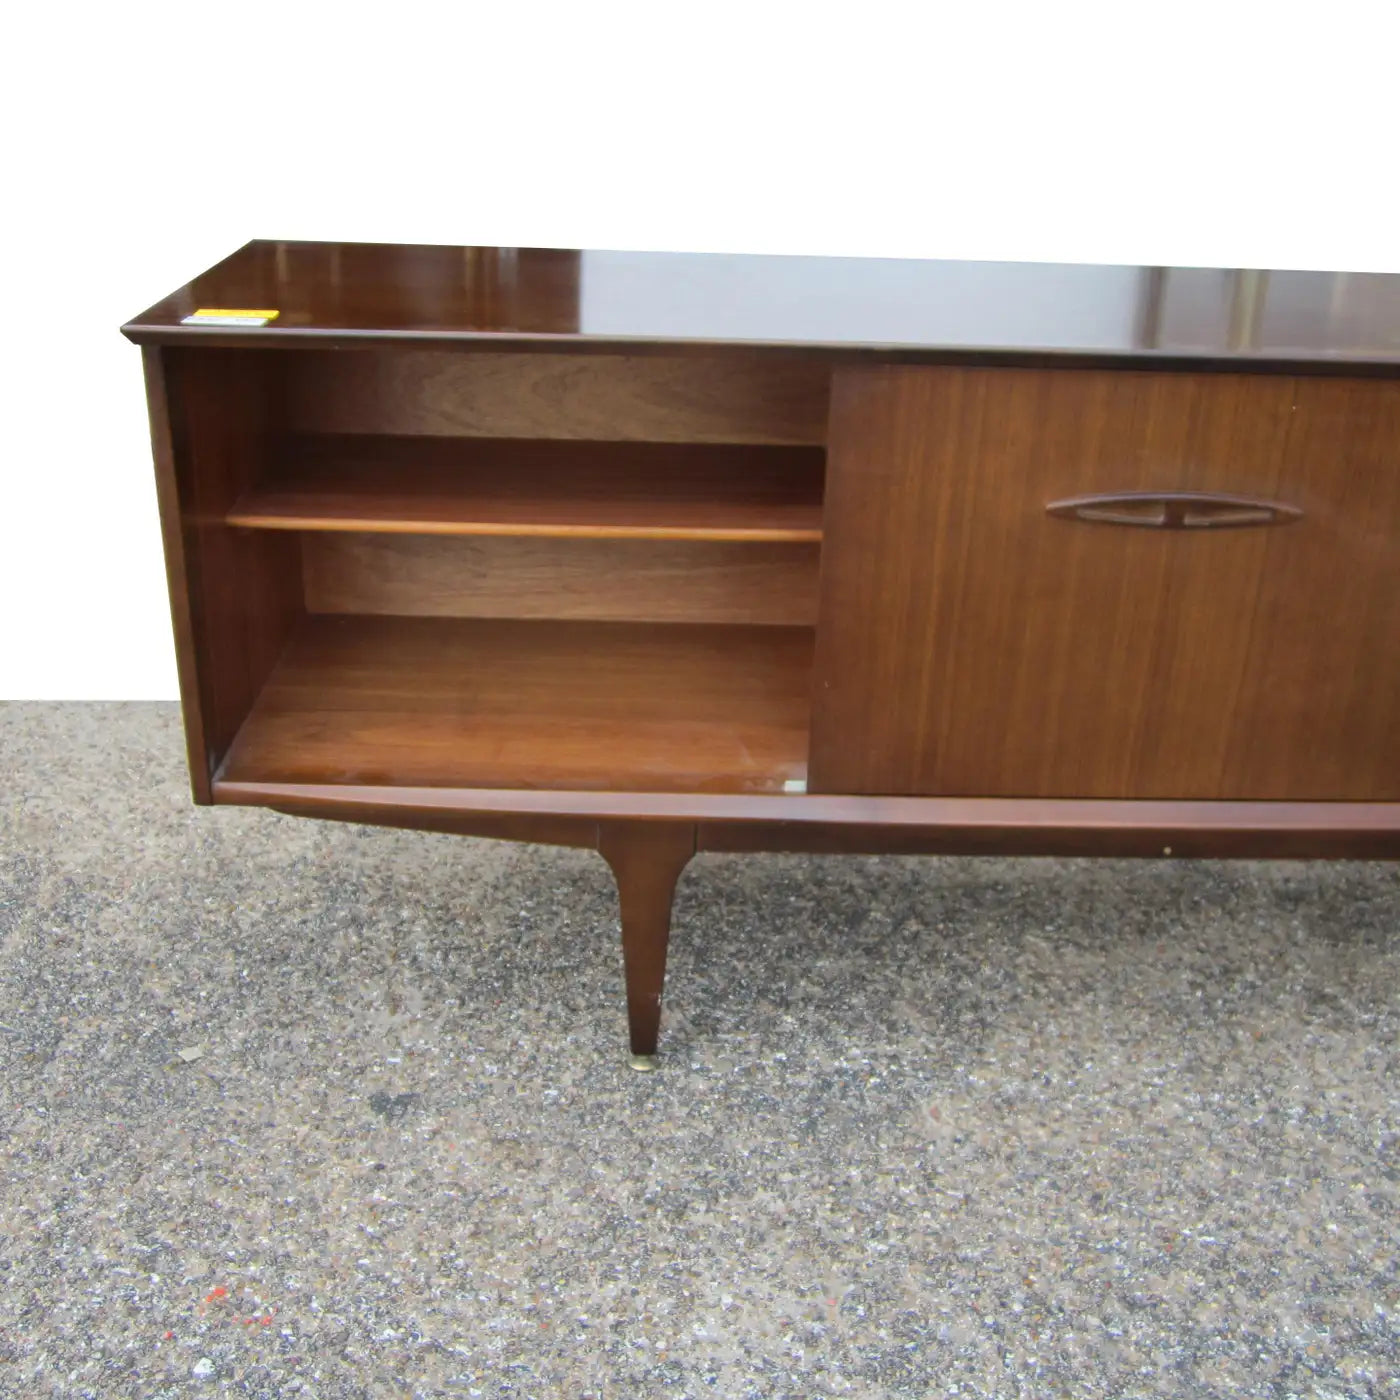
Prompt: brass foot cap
<box><xmin>628</xmin><ymin>1054</ymin><xmax>658</xmax><ymax>1073</ymax></box>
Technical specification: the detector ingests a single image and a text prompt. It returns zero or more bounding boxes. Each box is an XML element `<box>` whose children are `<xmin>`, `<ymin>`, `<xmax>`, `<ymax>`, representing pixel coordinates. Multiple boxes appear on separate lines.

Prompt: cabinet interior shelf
<box><xmin>228</xmin><ymin>435</ymin><xmax>826</xmax><ymax>541</ymax></box>
<box><xmin>219</xmin><ymin>614</ymin><xmax>814</xmax><ymax>794</ymax></box>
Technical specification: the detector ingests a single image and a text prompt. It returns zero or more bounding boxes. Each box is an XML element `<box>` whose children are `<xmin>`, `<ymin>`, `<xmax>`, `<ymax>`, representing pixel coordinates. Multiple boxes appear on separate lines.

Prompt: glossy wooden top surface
<box><xmin>123</xmin><ymin>240</ymin><xmax>1400</xmax><ymax>370</ymax></box>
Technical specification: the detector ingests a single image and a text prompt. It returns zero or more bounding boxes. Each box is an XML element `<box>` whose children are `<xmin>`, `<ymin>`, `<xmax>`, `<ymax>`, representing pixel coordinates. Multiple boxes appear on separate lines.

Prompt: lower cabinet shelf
<box><xmin>219</xmin><ymin>614</ymin><xmax>814</xmax><ymax>794</ymax></box>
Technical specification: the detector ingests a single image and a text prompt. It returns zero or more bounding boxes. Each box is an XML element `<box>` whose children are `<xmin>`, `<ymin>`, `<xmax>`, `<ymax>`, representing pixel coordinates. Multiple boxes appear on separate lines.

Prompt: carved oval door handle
<box><xmin>1045</xmin><ymin>491</ymin><xmax>1303</xmax><ymax>529</ymax></box>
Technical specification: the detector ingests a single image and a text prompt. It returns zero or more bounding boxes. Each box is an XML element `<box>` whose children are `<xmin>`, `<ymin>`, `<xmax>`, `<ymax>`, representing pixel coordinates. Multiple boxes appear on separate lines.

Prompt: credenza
<box><xmin>123</xmin><ymin>243</ymin><xmax>1400</xmax><ymax>1064</ymax></box>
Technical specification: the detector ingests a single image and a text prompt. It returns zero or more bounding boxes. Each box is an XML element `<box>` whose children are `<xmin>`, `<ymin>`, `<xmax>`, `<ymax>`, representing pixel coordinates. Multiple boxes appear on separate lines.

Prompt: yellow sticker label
<box><xmin>182</xmin><ymin>308</ymin><xmax>280</xmax><ymax>326</ymax></box>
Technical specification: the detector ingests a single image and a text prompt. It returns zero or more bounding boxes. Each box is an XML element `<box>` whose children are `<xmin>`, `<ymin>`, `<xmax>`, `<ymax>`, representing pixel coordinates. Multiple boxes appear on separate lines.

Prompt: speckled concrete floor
<box><xmin>1</xmin><ymin>704</ymin><xmax>1398</xmax><ymax>1399</ymax></box>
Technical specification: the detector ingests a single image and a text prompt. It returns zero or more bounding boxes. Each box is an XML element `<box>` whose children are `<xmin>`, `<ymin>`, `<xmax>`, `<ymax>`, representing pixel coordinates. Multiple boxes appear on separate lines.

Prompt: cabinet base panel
<box><xmin>217</xmin><ymin>780</ymin><xmax>1400</xmax><ymax>862</ymax></box>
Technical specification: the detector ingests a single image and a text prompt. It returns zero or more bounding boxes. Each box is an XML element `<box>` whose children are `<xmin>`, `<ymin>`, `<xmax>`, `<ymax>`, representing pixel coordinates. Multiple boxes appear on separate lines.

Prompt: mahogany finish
<box><xmin>811</xmin><ymin>366</ymin><xmax>1400</xmax><ymax>801</ymax></box>
<box><xmin>232</xmin><ymin>436</ymin><xmax>824</xmax><ymax>541</ymax></box>
<box><xmin>125</xmin><ymin>242</ymin><xmax>1400</xmax><ymax>372</ymax></box>
<box><xmin>141</xmin><ymin>348</ymin><xmax>210</xmax><ymax>800</ymax></box>
<box><xmin>219</xmin><ymin>615</ymin><xmax>813</xmax><ymax>794</ymax></box>
<box><xmin>281</xmin><ymin>349</ymin><xmax>830</xmax><ymax>444</ymax></box>
<box><xmin>300</xmin><ymin>535</ymin><xmax>819</xmax><ymax>627</ymax></box>
<box><xmin>213</xmin><ymin>782</ymin><xmax>1400</xmax><ymax>862</ymax></box>
<box><xmin>599</xmin><ymin>822</ymin><xmax>697</xmax><ymax>1059</ymax></box>
<box><xmin>125</xmin><ymin>242</ymin><xmax>1400</xmax><ymax>1057</ymax></box>
<box><xmin>159</xmin><ymin>348</ymin><xmax>302</xmax><ymax>792</ymax></box>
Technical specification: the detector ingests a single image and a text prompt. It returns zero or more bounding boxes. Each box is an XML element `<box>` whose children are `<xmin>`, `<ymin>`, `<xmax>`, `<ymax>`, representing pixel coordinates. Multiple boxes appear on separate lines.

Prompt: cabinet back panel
<box><xmin>282</xmin><ymin>350</ymin><xmax>830</xmax><ymax>444</ymax></box>
<box><xmin>302</xmin><ymin>534</ymin><xmax>820</xmax><ymax>626</ymax></box>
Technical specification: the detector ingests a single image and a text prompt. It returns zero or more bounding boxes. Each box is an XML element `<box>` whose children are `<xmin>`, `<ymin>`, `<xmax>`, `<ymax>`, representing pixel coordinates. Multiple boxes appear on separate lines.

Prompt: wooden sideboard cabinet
<box><xmin>123</xmin><ymin>243</ymin><xmax>1400</xmax><ymax>1063</ymax></box>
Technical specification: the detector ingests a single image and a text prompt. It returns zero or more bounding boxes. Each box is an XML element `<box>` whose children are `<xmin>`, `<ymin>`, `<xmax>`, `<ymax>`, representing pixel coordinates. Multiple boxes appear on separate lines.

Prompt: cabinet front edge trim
<box><xmin>213</xmin><ymin>779</ymin><xmax>1400</xmax><ymax>841</ymax></box>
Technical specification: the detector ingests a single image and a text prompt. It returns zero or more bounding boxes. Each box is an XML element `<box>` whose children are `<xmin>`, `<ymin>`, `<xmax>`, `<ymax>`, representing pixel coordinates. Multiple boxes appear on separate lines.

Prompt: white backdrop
<box><xmin>3</xmin><ymin>1</ymin><xmax>1396</xmax><ymax>698</ymax></box>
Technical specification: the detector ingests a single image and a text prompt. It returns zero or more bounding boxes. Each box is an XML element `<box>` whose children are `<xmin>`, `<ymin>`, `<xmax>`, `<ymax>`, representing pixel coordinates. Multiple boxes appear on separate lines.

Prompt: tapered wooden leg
<box><xmin>598</xmin><ymin>820</ymin><xmax>697</xmax><ymax>1065</ymax></box>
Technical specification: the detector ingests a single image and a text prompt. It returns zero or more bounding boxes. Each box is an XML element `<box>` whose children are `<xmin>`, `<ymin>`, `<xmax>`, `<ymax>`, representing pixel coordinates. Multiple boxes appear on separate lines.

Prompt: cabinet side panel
<box><xmin>163</xmin><ymin>348</ymin><xmax>302</xmax><ymax>783</ymax></box>
<box><xmin>142</xmin><ymin>346</ymin><xmax>212</xmax><ymax>801</ymax></box>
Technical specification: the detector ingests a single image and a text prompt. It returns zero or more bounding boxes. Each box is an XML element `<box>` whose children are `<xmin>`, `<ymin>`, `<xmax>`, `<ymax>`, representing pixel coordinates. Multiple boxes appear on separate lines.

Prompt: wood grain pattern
<box><xmin>268</xmin><ymin>799</ymin><xmax>600</xmax><ymax>850</ymax></box>
<box><xmin>128</xmin><ymin>244</ymin><xmax>1400</xmax><ymax>1061</ymax></box>
<box><xmin>162</xmin><ymin>348</ymin><xmax>303</xmax><ymax>783</ymax></box>
<box><xmin>219</xmin><ymin>615</ymin><xmax>813</xmax><ymax>793</ymax></box>
<box><xmin>301</xmin><ymin>533</ymin><xmax>820</xmax><ymax>626</ymax></box>
<box><xmin>282</xmin><ymin>350</ymin><xmax>830</xmax><ymax>444</ymax></box>
<box><xmin>695</xmin><ymin>816</ymin><xmax>1400</xmax><ymax>860</ymax></box>
<box><xmin>211</xmin><ymin>781</ymin><xmax>1400</xmax><ymax>860</ymax></box>
<box><xmin>1221</xmin><ymin>375</ymin><xmax>1400</xmax><ymax>797</ymax></box>
<box><xmin>231</xmin><ymin>435</ymin><xmax>824</xmax><ymax>540</ymax></box>
<box><xmin>810</xmin><ymin>366</ymin><xmax>1400</xmax><ymax>801</ymax></box>
<box><xmin>141</xmin><ymin>347</ymin><xmax>212</xmax><ymax>802</ymax></box>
